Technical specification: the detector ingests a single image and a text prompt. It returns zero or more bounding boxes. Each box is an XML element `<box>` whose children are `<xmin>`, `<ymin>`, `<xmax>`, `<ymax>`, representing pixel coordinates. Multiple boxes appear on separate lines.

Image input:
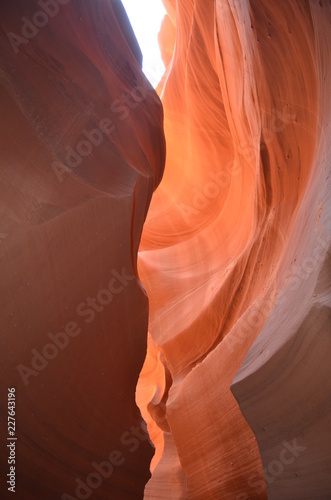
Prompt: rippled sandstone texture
<box><xmin>0</xmin><ymin>1</ymin><xmax>165</xmax><ymax>498</ymax></box>
<box><xmin>137</xmin><ymin>0</ymin><xmax>331</xmax><ymax>499</ymax></box>
<box><xmin>0</xmin><ymin>0</ymin><xmax>330</xmax><ymax>499</ymax></box>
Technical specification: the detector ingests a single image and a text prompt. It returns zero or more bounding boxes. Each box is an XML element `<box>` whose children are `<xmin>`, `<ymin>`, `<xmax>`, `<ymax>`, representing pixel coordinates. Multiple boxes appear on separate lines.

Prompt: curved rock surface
<box><xmin>0</xmin><ymin>0</ymin><xmax>330</xmax><ymax>499</ymax></box>
<box><xmin>0</xmin><ymin>1</ymin><xmax>164</xmax><ymax>498</ymax></box>
<box><xmin>137</xmin><ymin>0</ymin><xmax>331</xmax><ymax>498</ymax></box>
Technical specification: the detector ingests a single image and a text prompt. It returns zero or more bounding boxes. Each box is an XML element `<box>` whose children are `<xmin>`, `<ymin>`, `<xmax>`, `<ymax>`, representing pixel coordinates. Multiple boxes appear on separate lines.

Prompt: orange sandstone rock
<box><xmin>137</xmin><ymin>0</ymin><xmax>331</xmax><ymax>498</ymax></box>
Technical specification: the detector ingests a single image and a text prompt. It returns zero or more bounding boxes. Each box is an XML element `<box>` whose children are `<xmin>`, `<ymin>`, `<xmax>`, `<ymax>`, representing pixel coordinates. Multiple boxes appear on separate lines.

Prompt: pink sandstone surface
<box><xmin>0</xmin><ymin>0</ymin><xmax>330</xmax><ymax>499</ymax></box>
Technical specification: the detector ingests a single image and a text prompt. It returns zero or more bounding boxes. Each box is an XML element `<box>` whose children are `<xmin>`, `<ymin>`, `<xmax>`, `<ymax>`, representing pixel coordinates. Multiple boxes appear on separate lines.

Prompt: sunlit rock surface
<box><xmin>137</xmin><ymin>0</ymin><xmax>331</xmax><ymax>498</ymax></box>
<box><xmin>0</xmin><ymin>1</ymin><xmax>165</xmax><ymax>498</ymax></box>
<box><xmin>0</xmin><ymin>0</ymin><xmax>330</xmax><ymax>499</ymax></box>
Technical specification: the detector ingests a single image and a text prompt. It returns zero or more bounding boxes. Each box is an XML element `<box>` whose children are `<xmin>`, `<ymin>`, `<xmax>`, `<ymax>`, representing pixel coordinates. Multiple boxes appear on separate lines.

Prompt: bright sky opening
<box><xmin>121</xmin><ymin>0</ymin><xmax>166</xmax><ymax>87</ymax></box>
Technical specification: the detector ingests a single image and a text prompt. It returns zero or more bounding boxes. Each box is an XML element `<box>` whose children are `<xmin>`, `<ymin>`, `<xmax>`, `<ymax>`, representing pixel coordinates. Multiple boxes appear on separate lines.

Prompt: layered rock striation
<box><xmin>137</xmin><ymin>0</ymin><xmax>331</xmax><ymax>498</ymax></box>
<box><xmin>0</xmin><ymin>0</ymin><xmax>330</xmax><ymax>499</ymax></box>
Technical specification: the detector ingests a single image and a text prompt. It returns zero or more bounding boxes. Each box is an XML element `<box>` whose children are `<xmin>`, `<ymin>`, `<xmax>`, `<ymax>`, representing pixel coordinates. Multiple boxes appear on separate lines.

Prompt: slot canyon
<box><xmin>0</xmin><ymin>0</ymin><xmax>330</xmax><ymax>499</ymax></box>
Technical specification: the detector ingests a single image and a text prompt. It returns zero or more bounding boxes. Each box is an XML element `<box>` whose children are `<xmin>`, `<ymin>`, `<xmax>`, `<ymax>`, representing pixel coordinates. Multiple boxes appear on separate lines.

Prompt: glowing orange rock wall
<box><xmin>137</xmin><ymin>0</ymin><xmax>331</xmax><ymax>498</ymax></box>
<box><xmin>0</xmin><ymin>0</ymin><xmax>330</xmax><ymax>498</ymax></box>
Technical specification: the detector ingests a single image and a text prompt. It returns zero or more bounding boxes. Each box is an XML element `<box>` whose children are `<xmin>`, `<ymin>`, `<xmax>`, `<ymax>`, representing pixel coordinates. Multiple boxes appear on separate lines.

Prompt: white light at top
<box><xmin>121</xmin><ymin>0</ymin><xmax>166</xmax><ymax>87</ymax></box>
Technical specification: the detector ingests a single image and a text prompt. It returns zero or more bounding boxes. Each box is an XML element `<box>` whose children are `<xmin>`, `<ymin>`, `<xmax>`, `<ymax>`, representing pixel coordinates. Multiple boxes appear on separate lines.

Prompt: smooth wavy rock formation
<box><xmin>137</xmin><ymin>0</ymin><xmax>331</xmax><ymax>498</ymax></box>
<box><xmin>1</xmin><ymin>0</ymin><xmax>330</xmax><ymax>499</ymax></box>
<box><xmin>0</xmin><ymin>1</ymin><xmax>164</xmax><ymax>499</ymax></box>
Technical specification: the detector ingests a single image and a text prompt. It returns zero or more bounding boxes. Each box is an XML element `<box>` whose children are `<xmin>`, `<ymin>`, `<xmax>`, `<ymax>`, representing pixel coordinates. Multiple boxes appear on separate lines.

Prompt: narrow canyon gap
<box><xmin>0</xmin><ymin>0</ymin><xmax>330</xmax><ymax>499</ymax></box>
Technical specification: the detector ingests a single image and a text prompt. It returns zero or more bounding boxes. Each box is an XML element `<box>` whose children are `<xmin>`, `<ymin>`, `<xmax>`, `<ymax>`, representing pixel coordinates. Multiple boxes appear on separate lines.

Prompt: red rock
<box><xmin>0</xmin><ymin>1</ymin><xmax>164</xmax><ymax>498</ymax></box>
<box><xmin>1</xmin><ymin>0</ymin><xmax>330</xmax><ymax>498</ymax></box>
